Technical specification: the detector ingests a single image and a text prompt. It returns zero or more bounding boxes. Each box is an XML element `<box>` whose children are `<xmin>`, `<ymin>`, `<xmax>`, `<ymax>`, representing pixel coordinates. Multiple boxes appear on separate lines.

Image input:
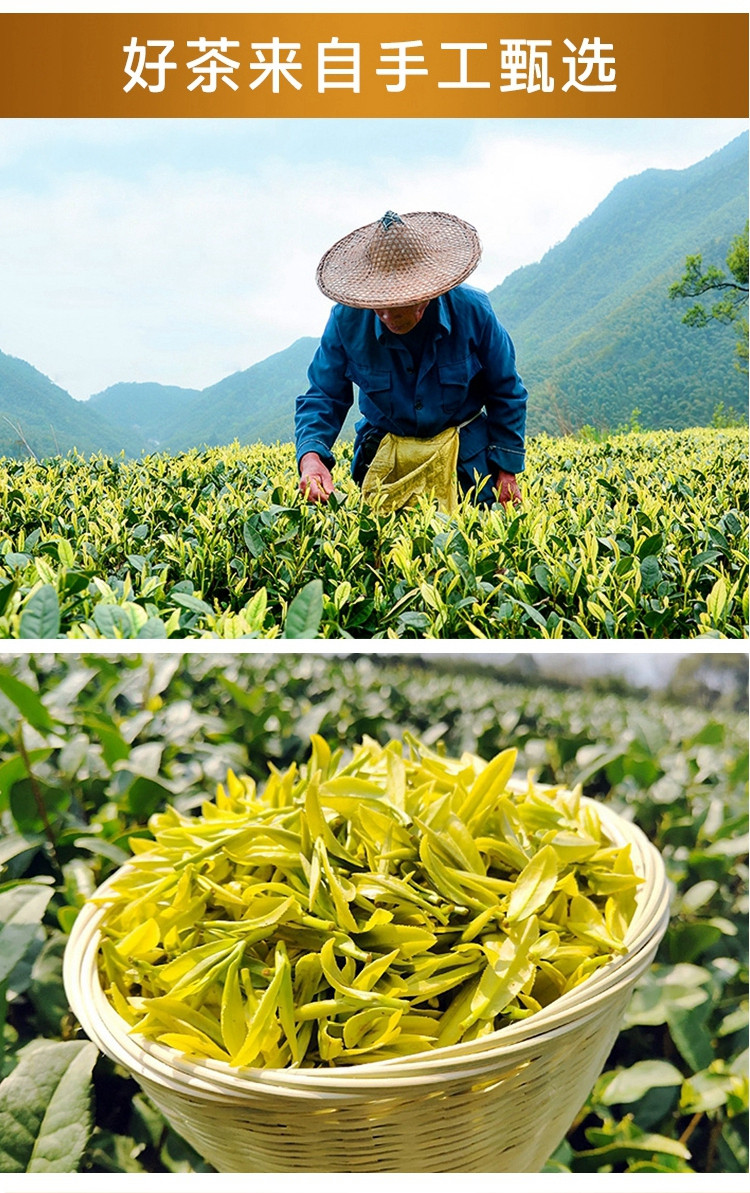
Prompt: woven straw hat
<box><xmin>316</xmin><ymin>210</ymin><xmax>481</xmax><ymax>308</ymax></box>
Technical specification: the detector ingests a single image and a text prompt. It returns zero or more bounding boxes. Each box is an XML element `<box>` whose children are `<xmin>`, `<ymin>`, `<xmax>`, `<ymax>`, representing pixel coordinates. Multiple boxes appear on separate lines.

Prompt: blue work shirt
<box><xmin>295</xmin><ymin>284</ymin><xmax>527</xmax><ymax>499</ymax></box>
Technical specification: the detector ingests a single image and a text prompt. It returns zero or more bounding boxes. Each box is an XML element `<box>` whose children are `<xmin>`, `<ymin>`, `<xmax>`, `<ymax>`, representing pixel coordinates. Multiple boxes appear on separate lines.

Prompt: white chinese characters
<box><xmin>249</xmin><ymin>39</ymin><xmax>302</xmax><ymax>93</ymax></box>
<box><xmin>562</xmin><ymin>38</ymin><xmax>617</xmax><ymax>93</ymax></box>
<box><xmin>122</xmin><ymin>35</ymin><xmax>617</xmax><ymax>96</ymax></box>
<box><xmin>186</xmin><ymin>38</ymin><xmax>241</xmax><ymax>92</ymax></box>
<box><xmin>123</xmin><ymin>38</ymin><xmax>177</xmax><ymax>93</ymax></box>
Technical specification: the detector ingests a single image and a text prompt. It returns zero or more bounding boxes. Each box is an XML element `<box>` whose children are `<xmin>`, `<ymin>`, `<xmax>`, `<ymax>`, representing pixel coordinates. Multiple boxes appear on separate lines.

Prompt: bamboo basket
<box><xmin>63</xmin><ymin>799</ymin><xmax>670</xmax><ymax>1173</ymax></box>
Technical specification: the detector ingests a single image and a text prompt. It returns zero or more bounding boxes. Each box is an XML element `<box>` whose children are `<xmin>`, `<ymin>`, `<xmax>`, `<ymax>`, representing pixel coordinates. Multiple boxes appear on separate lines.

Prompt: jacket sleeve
<box><xmin>475</xmin><ymin>303</ymin><xmax>528</xmax><ymax>475</ymax></box>
<box><xmin>295</xmin><ymin>308</ymin><xmax>354</xmax><ymax>471</ymax></box>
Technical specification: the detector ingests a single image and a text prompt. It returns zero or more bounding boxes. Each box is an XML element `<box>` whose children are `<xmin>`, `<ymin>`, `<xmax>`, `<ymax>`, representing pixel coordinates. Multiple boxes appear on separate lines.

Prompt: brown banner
<box><xmin>0</xmin><ymin>13</ymin><xmax>746</xmax><ymax>118</ymax></box>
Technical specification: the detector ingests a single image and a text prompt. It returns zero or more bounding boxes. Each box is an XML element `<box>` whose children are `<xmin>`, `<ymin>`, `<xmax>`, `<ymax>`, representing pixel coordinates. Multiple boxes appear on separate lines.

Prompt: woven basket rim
<box><xmin>63</xmin><ymin>796</ymin><xmax>669</xmax><ymax>1095</ymax></box>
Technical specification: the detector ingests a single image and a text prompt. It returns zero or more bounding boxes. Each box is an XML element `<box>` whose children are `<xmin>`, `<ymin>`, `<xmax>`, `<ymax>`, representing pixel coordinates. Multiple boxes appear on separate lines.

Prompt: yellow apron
<box><xmin>361</xmin><ymin>425</ymin><xmax>459</xmax><ymax>514</ymax></box>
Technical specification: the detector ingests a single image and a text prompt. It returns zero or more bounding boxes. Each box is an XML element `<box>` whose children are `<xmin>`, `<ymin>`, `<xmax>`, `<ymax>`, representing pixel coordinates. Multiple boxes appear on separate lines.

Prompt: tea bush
<box><xmin>0</xmin><ymin>427</ymin><xmax>746</xmax><ymax>639</ymax></box>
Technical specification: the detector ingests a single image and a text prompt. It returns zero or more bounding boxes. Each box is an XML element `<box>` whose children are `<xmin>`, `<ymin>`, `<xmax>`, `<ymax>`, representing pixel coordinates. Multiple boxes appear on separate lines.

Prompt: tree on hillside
<box><xmin>669</xmin><ymin>221</ymin><xmax>749</xmax><ymax>372</ymax></box>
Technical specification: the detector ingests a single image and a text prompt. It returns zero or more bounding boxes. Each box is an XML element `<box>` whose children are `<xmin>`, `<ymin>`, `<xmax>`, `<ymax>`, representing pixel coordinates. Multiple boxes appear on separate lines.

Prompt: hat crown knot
<box><xmin>368</xmin><ymin>212</ymin><xmax>428</xmax><ymax>274</ymax></box>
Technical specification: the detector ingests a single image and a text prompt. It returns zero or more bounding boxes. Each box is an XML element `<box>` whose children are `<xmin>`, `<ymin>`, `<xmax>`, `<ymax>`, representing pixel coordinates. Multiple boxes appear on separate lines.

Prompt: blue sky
<box><xmin>0</xmin><ymin>117</ymin><xmax>746</xmax><ymax>400</ymax></box>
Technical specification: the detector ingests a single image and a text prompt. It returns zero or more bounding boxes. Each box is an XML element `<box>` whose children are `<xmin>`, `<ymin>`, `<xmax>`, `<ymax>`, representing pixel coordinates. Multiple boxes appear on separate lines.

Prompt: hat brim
<box><xmin>316</xmin><ymin>211</ymin><xmax>481</xmax><ymax>308</ymax></box>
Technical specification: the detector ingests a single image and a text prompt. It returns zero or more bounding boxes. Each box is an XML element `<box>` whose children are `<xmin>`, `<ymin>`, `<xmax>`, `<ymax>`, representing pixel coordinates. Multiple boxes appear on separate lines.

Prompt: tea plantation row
<box><xmin>0</xmin><ymin>427</ymin><xmax>746</xmax><ymax>638</ymax></box>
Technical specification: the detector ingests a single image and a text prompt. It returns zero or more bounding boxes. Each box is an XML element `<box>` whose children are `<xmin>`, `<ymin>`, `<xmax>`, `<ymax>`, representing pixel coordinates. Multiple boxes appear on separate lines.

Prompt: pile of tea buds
<box><xmin>95</xmin><ymin>735</ymin><xmax>641</xmax><ymax>1068</ymax></box>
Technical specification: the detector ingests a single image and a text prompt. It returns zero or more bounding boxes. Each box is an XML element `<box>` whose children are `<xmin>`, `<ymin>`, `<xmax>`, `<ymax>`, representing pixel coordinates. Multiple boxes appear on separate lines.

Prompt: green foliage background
<box><xmin>0</xmin><ymin>653</ymin><xmax>746</xmax><ymax>1173</ymax></box>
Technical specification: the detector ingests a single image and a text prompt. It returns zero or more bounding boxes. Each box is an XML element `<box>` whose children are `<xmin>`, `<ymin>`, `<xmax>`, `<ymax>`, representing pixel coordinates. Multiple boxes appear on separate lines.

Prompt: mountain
<box><xmin>0</xmin><ymin>350</ymin><xmax>139</xmax><ymax>460</ymax></box>
<box><xmin>166</xmin><ymin>337</ymin><xmax>322</xmax><ymax>451</ymax></box>
<box><xmin>88</xmin><ymin>381</ymin><xmax>201</xmax><ymax>448</ymax></box>
<box><xmin>490</xmin><ymin>132</ymin><xmax>748</xmax><ymax>433</ymax></box>
<box><xmin>87</xmin><ymin>338</ymin><xmax>347</xmax><ymax>452</ymax></box>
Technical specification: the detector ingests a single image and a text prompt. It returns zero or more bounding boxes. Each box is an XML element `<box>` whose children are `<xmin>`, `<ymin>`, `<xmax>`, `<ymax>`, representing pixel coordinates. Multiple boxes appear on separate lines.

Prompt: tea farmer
<box><xmin>295</xmin><ymin>210</ymin><xmax>527</xmax><ymax>513</ymax></box>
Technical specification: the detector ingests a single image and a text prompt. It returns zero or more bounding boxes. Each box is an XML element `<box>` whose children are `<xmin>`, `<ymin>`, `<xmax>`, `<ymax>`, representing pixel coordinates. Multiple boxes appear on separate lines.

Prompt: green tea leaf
<box><xmin>601</xmin><ymin>1060</ymin><xmax>684</xmax><ymax>1105</ymax></box>
<box><xmin>242</xmin><ymin>520</ymin><xmax>266</xmax><ymax>558</ymax></box>
<box><xmin>170</xmin><ymin>592</ymin><xmax>214</xmax><ymax>616</ymax></box>
<box><xmin>0</xmin><ymin>670</ymin><xmax>57</xmax><ymax>734</ymax></box>
<box><xmin>92</xmin><ymin>604</ymin><xmax>134</xmax><ymax>638</ymax></box>
<box><xmin>507</xmin><ymin>845</ymin><xmax>559</xmax><ymax>922</ymax></box>
<box><xmin>18</xmin><ymin>585</ymin><xmax>61</xmax><ymax>640</ymax></box>
<box><xmin>0</xmin><ymin>884</ymin><xmax>55</xmax><ymax>984</ymax></box>
<box><xmin>283</xmin><ymin>579</ymin><xmax>324</xmax><ymax>639</ymax></box>
<box><xmin>706</xmin><ymin>576</ymin><xmax>729</xmax><ymax>624</ymax></box>
<box><xmin>28</xmin><ymin>934</ymin><xmax>70</xmax><ymax>1035</ymax></box>
<box><xmin>680</xmin><ymin>1068</ymin><xmax>736</xmax><ymax>1114</ymax></box>
<box><xmin>137</xmin><ymin>617</ymin><xmax>168</xmax><ymax>639</ymax></box>
<box><xmin>0</xmin><ymin>751</ymin><xmax>53</xmax><ymax>808</ymax></box>
<box><xmin>0</xmin><ymin>1039</ymin><xmax>97</xmax><ymax>1171</ymax></box>
<box><xmin>666</xmin><ymin>1001</ymin><xmax>714</xmax><ymax>1072</ymax></box>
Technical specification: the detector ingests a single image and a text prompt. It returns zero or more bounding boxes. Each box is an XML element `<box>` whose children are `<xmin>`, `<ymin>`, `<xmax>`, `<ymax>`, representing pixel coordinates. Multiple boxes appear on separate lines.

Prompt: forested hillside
<box><xmin>491</xmin><ymin>133</ymin><xmax>748</xmax><ymax>433</ymax></box>
<box><xmin>164</xmin><ymin>337</ymin><xmax>324</xmax><ymax>452</ymax></box>
<box><xmin>0</xmin><ymin>350</ymin><xmax>139</xmax><ymax>459</ymax></box>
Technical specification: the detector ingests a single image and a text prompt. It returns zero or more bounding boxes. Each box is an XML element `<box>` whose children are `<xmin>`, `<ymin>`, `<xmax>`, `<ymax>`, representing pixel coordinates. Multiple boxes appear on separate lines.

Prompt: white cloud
<box><xmin>0</xmin><ymin>119</ymin><xmax>745</xmax><ymax>399</ymax></box>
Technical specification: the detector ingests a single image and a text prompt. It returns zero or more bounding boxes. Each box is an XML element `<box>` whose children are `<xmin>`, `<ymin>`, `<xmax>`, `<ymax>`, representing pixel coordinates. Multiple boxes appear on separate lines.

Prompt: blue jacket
<box><xmin>295</xmin><ymin>284</ymin><xmax>527</xmax><ymax>495</ymax></box>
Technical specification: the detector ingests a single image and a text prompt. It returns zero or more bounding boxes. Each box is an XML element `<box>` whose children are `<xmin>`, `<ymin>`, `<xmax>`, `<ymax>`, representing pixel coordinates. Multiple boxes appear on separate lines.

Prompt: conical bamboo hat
<box><xmin>316</xmin><ymin>210</ymin><xmax>481</xmax><ymax>308</ymax></box>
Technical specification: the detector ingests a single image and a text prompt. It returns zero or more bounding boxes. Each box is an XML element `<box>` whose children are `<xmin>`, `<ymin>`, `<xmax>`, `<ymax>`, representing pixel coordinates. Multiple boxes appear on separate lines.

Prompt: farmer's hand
<box><xmin>495</xmin><ymin>469</ymin><xmax>521</xmax><ymax>507</ymax></box>
<box><xmin>299</xmin><ymin>452</ymin><xmax>334</xmax><ymax>503</ymax></box>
